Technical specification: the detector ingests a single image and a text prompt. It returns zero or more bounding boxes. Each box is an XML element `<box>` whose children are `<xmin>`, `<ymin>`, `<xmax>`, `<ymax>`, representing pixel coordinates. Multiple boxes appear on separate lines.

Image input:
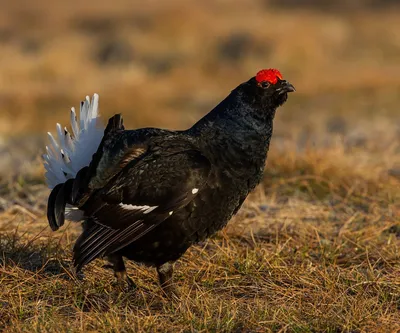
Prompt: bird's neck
<box><xmin>188</xmin><ymin>90</ymin><xmax>276</xmax><ymax>174</ymax></box>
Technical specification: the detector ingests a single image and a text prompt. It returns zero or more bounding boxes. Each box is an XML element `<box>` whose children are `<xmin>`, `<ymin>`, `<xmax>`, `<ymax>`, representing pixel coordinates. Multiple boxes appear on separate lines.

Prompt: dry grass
<box><xmin>1</xmin><ymin>0</ymin><xmax>400</xmax><ymax>332</ymax></box>
<box><xmin>1</xmin><ymin>141</ymin><xmax>399</xmax><ymax>332</ymax></box>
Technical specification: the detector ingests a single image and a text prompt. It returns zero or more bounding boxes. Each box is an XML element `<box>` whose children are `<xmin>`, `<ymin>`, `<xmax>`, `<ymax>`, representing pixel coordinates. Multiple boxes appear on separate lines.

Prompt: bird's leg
<box><xmin>157</xmin><ymin>261</ymin><xmax>180</xmax><ymax>299</ymax></box>
<box><xmin>108</xmin><ymin>254</ymin><xmax>136</xmax><ymax>290</ymax></box>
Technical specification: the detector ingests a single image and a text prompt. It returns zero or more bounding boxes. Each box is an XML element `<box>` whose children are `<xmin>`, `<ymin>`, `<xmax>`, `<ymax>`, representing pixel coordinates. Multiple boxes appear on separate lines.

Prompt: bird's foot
<box><xmin>113</xmin><ymin>270</ymin><xmax>137</xmax><ymax>292</ymax></box>
<box><xmin>107</xmin><ymin>255</ymin><xmax>137</xmax><ymax>292</ymax></box>
<box><xmin>157</xmin><ymin>262</ymin><xmax>180</xmax><ymax>300</ymax></box>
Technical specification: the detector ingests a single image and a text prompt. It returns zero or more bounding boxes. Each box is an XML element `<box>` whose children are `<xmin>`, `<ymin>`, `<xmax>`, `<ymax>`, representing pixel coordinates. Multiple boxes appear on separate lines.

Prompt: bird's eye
<box><xmin>261</xmin><ymin>81</ymin><xmax>270</xmax><ymax>88</ymax></box>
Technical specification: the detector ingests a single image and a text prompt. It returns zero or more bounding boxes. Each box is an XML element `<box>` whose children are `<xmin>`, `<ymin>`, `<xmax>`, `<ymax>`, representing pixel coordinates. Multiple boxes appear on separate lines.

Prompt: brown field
<box><xmin>1</xmin><ymin>0</ymin><xmax>400</xmax><ymax>332</ymax></box>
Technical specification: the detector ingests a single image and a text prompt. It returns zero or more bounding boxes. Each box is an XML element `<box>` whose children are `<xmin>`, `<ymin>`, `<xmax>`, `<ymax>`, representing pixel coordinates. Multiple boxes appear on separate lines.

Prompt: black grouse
<box><xmin>44</xmin><ymin>68</ymin><xmax>295</xmax><ymax>296</ymax></box>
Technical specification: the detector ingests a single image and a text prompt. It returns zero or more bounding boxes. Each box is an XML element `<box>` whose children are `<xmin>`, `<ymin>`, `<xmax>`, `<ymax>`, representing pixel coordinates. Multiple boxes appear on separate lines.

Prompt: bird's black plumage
<box><xmin>46</xmin><ymin>70</ymin><xmax>295</xmax><ymax>295</ymax></box>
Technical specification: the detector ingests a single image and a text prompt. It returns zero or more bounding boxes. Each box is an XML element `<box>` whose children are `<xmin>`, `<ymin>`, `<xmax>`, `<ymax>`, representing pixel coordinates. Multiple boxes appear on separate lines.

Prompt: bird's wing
<box><xmin>73</xmin><ymin>147</ymin><xmax>211</xmax><ymax>271</ymax></box>
<box><xmin>77</xmin><ymin>118</ymin><xmax>172</xmax><ymax>201</ymax></box>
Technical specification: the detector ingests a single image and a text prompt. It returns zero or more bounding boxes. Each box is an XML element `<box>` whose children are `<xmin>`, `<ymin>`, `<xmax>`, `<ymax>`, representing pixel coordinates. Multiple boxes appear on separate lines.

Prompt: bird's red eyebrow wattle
<box><xmin>255</xmin><ymin>69</ymin><xmax>283</xmax><ymax>84</ymax></box>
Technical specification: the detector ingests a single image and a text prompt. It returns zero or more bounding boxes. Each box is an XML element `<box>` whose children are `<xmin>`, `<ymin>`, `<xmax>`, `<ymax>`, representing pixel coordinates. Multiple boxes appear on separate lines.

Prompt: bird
<box><xmin>43</xmin><ymin>68</ymin><xmax>295</xmax><ymax>297</ymax></box>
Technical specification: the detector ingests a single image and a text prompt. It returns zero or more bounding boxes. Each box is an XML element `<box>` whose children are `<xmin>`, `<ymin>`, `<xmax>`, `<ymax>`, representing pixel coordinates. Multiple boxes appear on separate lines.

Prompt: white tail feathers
<box><xmin>43</xmin><ymin>94</ymin><xmax>104</xmax><ymax>189</ymax></box>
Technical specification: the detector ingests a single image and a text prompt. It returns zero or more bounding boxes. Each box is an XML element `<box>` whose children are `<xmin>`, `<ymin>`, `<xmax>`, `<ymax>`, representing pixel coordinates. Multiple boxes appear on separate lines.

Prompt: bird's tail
<box><xmin>45</xmin><ymin>109</ymin><xmax>125</xmax><ymax>231</ymax></box>
<box><xmin>44</xmin><ymin>93</ymin><xmax>103</xmax><ymax>230</ymax></box>
<box><xmin>43</xmin><ymin>94</ymin><xmax>104</xmax><ymax>189</ymax></box>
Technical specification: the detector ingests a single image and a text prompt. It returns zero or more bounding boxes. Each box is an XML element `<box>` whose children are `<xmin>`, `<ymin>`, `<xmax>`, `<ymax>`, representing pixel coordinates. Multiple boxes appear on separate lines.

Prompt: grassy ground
<box><xmin>1</xmin><ymin>1</ymin><xmax>400</xmax><ymax>332</ymax></box>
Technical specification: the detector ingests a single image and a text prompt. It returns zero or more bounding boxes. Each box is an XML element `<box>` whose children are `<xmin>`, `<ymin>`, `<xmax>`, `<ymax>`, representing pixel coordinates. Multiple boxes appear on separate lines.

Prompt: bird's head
<box><xmin>238</xmin><ymin>68</ymin><xmax>295</xmax><ymax>110</ymax></box>
<box><xmin>190</xmin><ymin>68</ymin><xmax>295</xmax><ymax>136</ymax></box>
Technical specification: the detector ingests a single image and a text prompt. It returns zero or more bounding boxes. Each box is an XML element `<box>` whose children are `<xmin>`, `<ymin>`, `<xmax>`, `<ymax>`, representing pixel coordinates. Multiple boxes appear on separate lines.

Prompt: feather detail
<box><xmin>43</xmin><ymin>93</ymin><xmax>104</xmax><ymax>189</ymax></box>
<box><xmin>65</xmin><ymin>205</ymin><xmax>85</xmax><ymax>222</ymax></box>
<box><xmin>70</xmin><ymin>108</ymin><xmax>80</xmax><ymax>140</ymax></box>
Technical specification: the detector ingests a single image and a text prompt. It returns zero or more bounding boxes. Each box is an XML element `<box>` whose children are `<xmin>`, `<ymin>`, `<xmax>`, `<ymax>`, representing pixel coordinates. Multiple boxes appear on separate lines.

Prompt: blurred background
<box><xmin>0</xmin><ymin>0</ymin><xmax>399</xmax><ymax>180</ymax></box>
<box><xmin>1</xmin><ymin>2</ymin><xmax>400</xmax><ymax>330</ymax></box>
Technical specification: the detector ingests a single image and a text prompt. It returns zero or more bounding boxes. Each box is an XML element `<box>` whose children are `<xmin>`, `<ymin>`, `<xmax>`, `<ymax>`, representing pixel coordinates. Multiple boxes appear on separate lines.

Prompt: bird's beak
<box><xmin>281</xmin><ymin>80</ymin><xmax>296</xmax><ymax>93</ymax></box>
